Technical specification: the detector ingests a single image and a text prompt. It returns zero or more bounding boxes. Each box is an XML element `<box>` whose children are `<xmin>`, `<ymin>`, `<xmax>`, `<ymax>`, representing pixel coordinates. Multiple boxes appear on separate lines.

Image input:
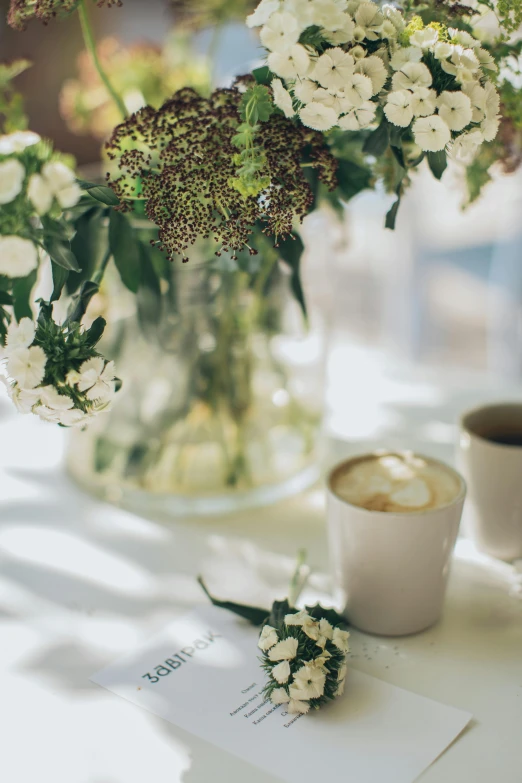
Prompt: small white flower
<box><xmin>462</xmin><ymin>81</ymin><xmax>487</xmax><ymax>122</ymax></box>
<box><xmin>409</xmin><ymin>27</ymin><xmax>438</xmax><ymax>49</ymax></box>
<box><xmin>284</xmin><ymin>609</ymin><xmax>311</xmax><ymax>626</ymax></box>
<box><xmin>56</xmin><ymin>408</ymin><xmax>90</xmax><ymax>427</ymax></box>
<box><xmin>299</xmin><ymin>102</ymin><xmax>338</xmax><ymax>130</ymax></box>
<box><xmin>258</xmin><ymin>625</ymin><xmax>279</xmax><ymax>651</ymax></box>
<box><xmin>390</xmin><ymin>46</ymin><xmax>422</xmax><ymax>71</ymax></box>
<box><xmin>312</xmin><ymin>0</ymin><xmax>348</xmax><ymax>31</ymax></box>
<box><xmin>268</xmin><ymin>44</ymin><xmax>310</xmax><ymax>79</ymax></box>
<box><xmin>56</xmin><ymin>182</ymin><xmax>82</xmax><ymax>209</ymax></box>
<box><xmin>0</xmin><ymin>159</ymin><xmax>25</xmax><ymax>205</ymax></box>
<box><xmin>260</xmin><ymin>11</ymin><xmax>301</xmax><ymax>53</ymax></box>
<box><xmin>332</xmin><ymin>627</ymin><xmax>350</xmax><ymax>653</ymax></box>
<box><xmin>268</xmin><ymin>637</ymin><xmax>299</xmax><ymax>661</ymax></box>
<box><xmin>410</xmin><ymin>87</ymin><xmax>437</xmax><ymax>117</ymax></box>
<box><xmin>335</xmin><ymin>677</ymin><xmax>346</xmax><ymax>697</ymax></box>
<box><xmin>437</xmin><ymin>90</ymin><xmax>472</xmax><ymax>132</ymax></box>
<box><xmin>0</xmin><ymin>236</ymin><xmax>38</xmax><ymax>279</ymax></box>
<box><xmin>313</xmin><ymin>87</ymin><xmax>345</xmax><ymax>114</ymax></box>
<box><xmin>77</xmin><ymin>357</ymin><xmax>116</xmax><ymax>402</ymax></box>
<box><xmin>308</xmin><ymin>651</ymin><xmax>332</xmax><ymax>670</ymax></box>
<box><xmin>475</xmin><ymin>47</ymin><xmax>496</xmax><ymax>71</ymax></box>
<box><xmin>337</xmin><ymin>663</ymin><xmax>347</xmax><ymax>681</ymax></box>
<box><xmin>392</xmin><ymin>61</ymin><xmax>432</xmax><ymax>91</ymax></box>
<box><xmin>413</xmin><ymin>114</ymin><xmax>451</xmax><ymax>152</ymax></box>
<box><xmin>355</xmin><ymin>55</ymin><xmax>388</xmax><ymax>94</ymax></box>
<box><xmin>318</xmin><ymin>618</ymin><xmax>334</xmax><ymax>640</ymax></box>
<box><xmin>481</xmin><ymin>115</ymin><xmax>500</xmax><ymax>142</ymax></box>
<box><xmin>384</xmin><ymin>89</ymin><xmax>414</xmax><ymax>128</ymax></box>
<box><xmin>484</xmin><ymin>82</ymin><xmax>500</xmax><ymax>119</ymax></box>
<box><xmin>0</xmin><ymin>131</ymin><xmax>40</xmax><ymax>155</ymax></box>
<box><xmin>294</xmin><ymin>79</ymin><xmax>318</xmax><ymax>104</ymax></box>
<box><xmin>434</xmin><ymin>42</ymin><xmax>454</xmax><ymax>61</ymax></box>
<box><xmin>246</xmin><ymin>0</ymin><xmax>280</xmax><ymax>28</ymax></box>
<box><xmin>292</xmin><ymin>664</ymin><xmax>326</xmax><ymax>699</ymax></box>
<box><xmin>42</xmin><ymin>161</ymin><xmax>81</xmax><ymax>209</ymax></box>
<box><xmin>8</xmin><ymin>345</ymin><xmax>46</xmax><ymax>389</ymax></box>
<box><xmin>381</xmin><ymin>20</ymin><xmax>398</xmax><ymax>40</ymax></box>
<box><xmin>287</xmin><ymin>698</ymin><xmax>310</xmax><ymax>714</ymax></box>
<box><xmin>338</xmin><ymin>101</ymin><xmax>376</xmax><ymax>129</ymax></box>
<box><xmin>1</xmin><ymin>379</ymin><xmax>40</xmax><ymax>414</ymax></box>
<box><xmin>270</xmin><ymin>687</ymin><xmax>290</xmax><ymax>705</ymax></box>
<box><xmin>449</xmin><ymin>29</ymin><xmax>479</xmax><ymax>49</ymax></box>
<box><xmin>272</xmin><ymin>78</ymin><xmax>295</xmax><ymax>117</ymax></box>
<box><xmin>312</xmin><ymin>47</ymin><xmax>355</xmax><ymax>90</ymax></box>
<box><xmin>323</xmin><ymin>15</ymin><xmax>355</xmax><ymax>45</ymax></box>
<box><xmin>451</xmin><ymin>129</ymin><xmax>483</xmax><ymax>162</ymax></box>
<box><xmin>354</xmin><ymin>2</ymin><xmax>383</xmax><ymax>41</ymax></box>
<box><xmin>38</xmin><ymin>385</ymin><xmax>75</xmax><ymax>411</ymax></box>
<box><xmin>350</xmin><ymin>45</ymin><xmax>367</xmax><ymax>62</ymax></box>
<box><xmin>382</xmin><ymin>4</ymin><xmax>405</xmax><ymax>32</ymax></box>
<box><xmin>5</xmin><ymin>317</ymin><xmax>36</xmax><ymax>355</ymax></box>
<box><xmin>27</xmin><ymin>174</ymin><xmax>53</xmax><ymax>216</ymax></box>
<box><xmin>343</xmin><ymin>73</ymin><xmax>372</xmax><ymax>107</ymax></box>
<box><xmin>271</xmin><ymin>660</ymin><xmax>291</xmax><ymax>684</ymax></box>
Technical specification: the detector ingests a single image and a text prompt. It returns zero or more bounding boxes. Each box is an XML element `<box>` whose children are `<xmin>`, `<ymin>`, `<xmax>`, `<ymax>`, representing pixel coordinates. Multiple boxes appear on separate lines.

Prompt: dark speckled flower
<box><xmin>8</xmin><ymin>0</ymin><xmax>122</xmax><ymax>31</ymax></box>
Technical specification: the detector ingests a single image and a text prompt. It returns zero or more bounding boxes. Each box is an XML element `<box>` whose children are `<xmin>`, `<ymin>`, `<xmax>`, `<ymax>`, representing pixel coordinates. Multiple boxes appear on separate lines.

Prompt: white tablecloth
<box><xmin>1</xmin><ymin>349</ymin><xmax>521</xmax><ymax>782</ymax></box>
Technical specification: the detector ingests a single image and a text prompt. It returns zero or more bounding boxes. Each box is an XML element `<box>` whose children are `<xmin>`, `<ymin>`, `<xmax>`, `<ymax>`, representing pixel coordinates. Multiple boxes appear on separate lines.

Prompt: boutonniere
<box><xmin>199</xmin><ymin>551</ymin><xmax>350</xmax><ymax>714</ymax></box>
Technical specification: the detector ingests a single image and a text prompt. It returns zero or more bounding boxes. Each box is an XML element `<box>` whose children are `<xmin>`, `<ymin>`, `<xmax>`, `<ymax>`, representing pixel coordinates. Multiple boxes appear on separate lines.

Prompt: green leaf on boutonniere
<box><xmin>252</xmin><ymin>66</ymin><xmax>274</xmax><ymax>86</ymax></box>
<box><xmin>50</xmin><ymin>261</ymin><xmax>69</xmax><ymax>302</ymax></box>
<box><xmin>197</xmin><ymin>577</ymin><xmax>269</xmax><ymax>626</ymax></box>
<box><xmin>78</xmin><ymin>180</ymin><xmax>120</xmax><ymax>206</ymax></box>
<box><xmin>427</xmin><ymin>150</ymin><xmax>447</xmax><ymax>180</ymax></box>
<box><xmin>43</xmin><ymin>236</ymin><xmax>81</xmax><ymax>273</ymax></box>
<box><xmin>277</xmin><ymin>233</ymin><xmax>307</xmax><ymax>321</ymax></box>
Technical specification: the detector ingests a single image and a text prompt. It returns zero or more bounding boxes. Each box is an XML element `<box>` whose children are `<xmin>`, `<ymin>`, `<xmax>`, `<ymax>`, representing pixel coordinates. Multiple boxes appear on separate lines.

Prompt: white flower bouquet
<box><xmin>1</xmin><ymin>0</ymin><xmax>522</xmax><ymax>439</ymax></box>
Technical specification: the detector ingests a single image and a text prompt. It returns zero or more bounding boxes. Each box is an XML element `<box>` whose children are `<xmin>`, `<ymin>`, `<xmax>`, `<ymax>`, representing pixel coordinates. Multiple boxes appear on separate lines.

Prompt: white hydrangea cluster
<box><xmin>247</xmin><ymin>0</ymin><xmax>499</xmax><ymax>158</ymax></box>
<box><xmin>259</xmin><ymin>608</ymin><xmax>350</xmax><ymax>714</ymax></box>
<box><xmin>0</xmin><ymin>130</ymin><xmax>81</xmax><ymax>279</ymax></box>
<box><xmin>1</xmin><ymin>317</ymin><xmax>117</xmax><ymax>427</ymax></box>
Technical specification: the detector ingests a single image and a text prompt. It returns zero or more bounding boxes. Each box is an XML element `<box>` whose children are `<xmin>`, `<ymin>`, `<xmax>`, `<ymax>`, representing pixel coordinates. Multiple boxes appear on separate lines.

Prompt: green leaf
<box><xmin>137</xmin><ymin>242</ymin><xmax>162</xmax><ymax>331</ymax></box>
<box><xmin>43</xmin><ymin>236</ymin><xmax>81</xmax><ymax>273</ymax></box>
<box><xmin>12</xmin><ymin>270</ymin><xmax>37</xmax><ymax>320</ymax></box>
<box><xmin>385</xmin><ymin>196</ymin><xmax>401</xmax><ymax>230</ymax></box>
<box><xmin>277</xmin><ymin>233</ymin><xmax>307</xmax><ymax>320</ymax></box>
<box><xmin>391</xmin><ymin>144</ymin><xmax>406</xmax><ymax>170</ymax></box>
<box><xmin>239</xmin><ymin>84</ymin><xmax>273</xmax><ymax>125</ymax></box>
<box><xmin>78</xmin><ymin>180</ymin><xmax>120</xmax><ymax>206</ymax></box>
<box><xmin>427</xmin><ymin>150</ymin><xmax>447</xmax><ymax>180</ymax></box>
<box><xmin>51</xmin><ymin>261</ymin><xmax>69</xmax><ymax>302</ymax></box>
<box><xmin>268</xmin><ymin>600</ymin><xmax>292</xmax><ymax>629</ymax></box>
<box><xmin>363</xmin><ymin>120</ymin><xmax>390</xmax><ymax>157</ymax></box>
<box><xmin>252</xmin><ymin>66</ymin><xmax>273</xmax><ymax>86</ymax></box>
<box><xmin>66</xmin><ymin>281</ymin><xmax>99</xmax><ymax>325</ymax></box>
<box><xmin>198</xmin><ymin>577</ymin><xmax>269</xmax><ymax>626</ymax></box>
<box><xmin>84</xmin><ymin>316</ymin><xmax>106</xmax><ymax>348</ymax></box>
<box><xmin>0</xmin><ymin>306</ymin><xmax>9</xmax><ymax>340</ymax></box>
<box><xmin>109</xmin><ymin>211</ymin><xmax>141</xmax><ymax>293</ymax></box>
<box><xmin>68</xmin><ymin>209</ymin><xmax>107</xmax><ymax>294</ymax></box>
<box><xmin>0</xmin><ymin>291</ymin><xmax>13</xmax><ymax>306</ymax></box>
<box><xmin>335</xmin><ymin>159</ymin><xmax>372</xmax><ymax>202</ymax></box>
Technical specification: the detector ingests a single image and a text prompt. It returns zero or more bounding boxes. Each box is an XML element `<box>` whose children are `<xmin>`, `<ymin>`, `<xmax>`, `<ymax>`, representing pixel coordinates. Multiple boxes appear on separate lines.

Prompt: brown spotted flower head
<box><xmin>8</xmin><ymin>0</ymin><xmax>122</xmax><ymax>31</ymax></box>
<box><xmin>105</xmin><ymin>82</ymin><xmax>337</xmax><ymax>261</ymax></box>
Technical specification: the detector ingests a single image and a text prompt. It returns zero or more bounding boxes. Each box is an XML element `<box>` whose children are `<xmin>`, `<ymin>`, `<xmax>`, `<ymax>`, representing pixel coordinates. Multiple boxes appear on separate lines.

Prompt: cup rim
<box><xmin>460</xmin><ymin>401</ymin><xmax>522</xmax><ymax>449</ymax></box>
<box><xmin>327</xmin><ymin>450</ymin><xmax>467</xmax><ymax>517</ymax></box>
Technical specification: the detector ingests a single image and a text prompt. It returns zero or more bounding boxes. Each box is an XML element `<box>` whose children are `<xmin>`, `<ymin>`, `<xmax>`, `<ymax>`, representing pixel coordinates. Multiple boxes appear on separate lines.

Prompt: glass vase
<box><xmin>67</xmin><ymin>248</ymin><xmax>325</xmax><ymax>516</ymax></box>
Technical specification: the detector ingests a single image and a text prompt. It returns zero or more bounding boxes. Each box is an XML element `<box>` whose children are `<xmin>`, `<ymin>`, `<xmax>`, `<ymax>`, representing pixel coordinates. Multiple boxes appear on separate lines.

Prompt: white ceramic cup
<box><xmin>327</xmin><ymin>453</ymin><xmax>466</xmax><ymax>637</ymax></box>
<box><xmin>458</xmin><ymin>403</ymin><xmax>522</xmax><ymax>562</ymax></box>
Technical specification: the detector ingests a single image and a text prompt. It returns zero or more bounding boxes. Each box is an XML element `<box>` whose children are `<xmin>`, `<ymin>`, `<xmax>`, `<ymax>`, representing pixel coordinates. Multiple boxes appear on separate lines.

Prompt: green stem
<box><xmin>92</xmin><ymin>247</ymin><xmax>112</xmax><ymax>286</ymax></box>
<box><xmin>288</xmin><ymin>549</ymin><xmax>309</xmax><ymax>608</ymax></box>
<box><xmin>77</xmin><ymin>0</ymin><xmax>127</xmax><ymax>120</ymax></box>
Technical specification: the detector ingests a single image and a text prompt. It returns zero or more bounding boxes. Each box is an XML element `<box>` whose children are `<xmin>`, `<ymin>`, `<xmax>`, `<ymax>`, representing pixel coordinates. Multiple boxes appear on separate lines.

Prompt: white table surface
<box><xmin>1</xmin><ymin>345</ymin><xmax>522</xmax><ymax>783</ymax></box>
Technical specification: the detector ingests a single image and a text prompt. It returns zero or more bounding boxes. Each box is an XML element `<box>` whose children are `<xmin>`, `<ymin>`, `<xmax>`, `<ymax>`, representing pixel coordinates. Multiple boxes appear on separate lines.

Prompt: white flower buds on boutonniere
<box><xmin>198</xmin><ymin>574</ymin><xmax>350</xmax><ymax>716</ymax></box>
<box><xmin>258</xmin><ymin>602</ymin><xmax>349</xmax><ymax>714</ymax></box>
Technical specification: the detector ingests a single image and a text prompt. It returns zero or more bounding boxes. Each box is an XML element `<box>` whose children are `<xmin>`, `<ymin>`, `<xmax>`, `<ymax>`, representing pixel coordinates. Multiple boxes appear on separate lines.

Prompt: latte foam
<box><xmin>331</xmin><ymin>453</ymin><xmax>461</xmax><ymax>513</ymax></box>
